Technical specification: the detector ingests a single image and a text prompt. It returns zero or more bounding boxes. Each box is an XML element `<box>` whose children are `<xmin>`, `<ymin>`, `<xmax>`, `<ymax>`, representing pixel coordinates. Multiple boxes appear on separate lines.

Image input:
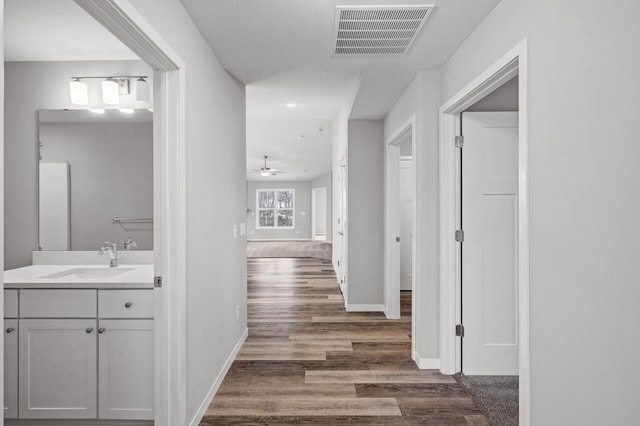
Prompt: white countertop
<box><xmin>3</xmin><ymin>264</ymin><xmax>154</xmax><ymax>289</ymax></box>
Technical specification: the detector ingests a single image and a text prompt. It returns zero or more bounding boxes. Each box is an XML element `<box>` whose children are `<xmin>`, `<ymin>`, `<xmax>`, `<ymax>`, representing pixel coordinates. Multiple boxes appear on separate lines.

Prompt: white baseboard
<box><xmin>413</xmin><ymin>351</ymin><xmax>440</xmax><ymax>369</ymax></box>
<box><xmin>189</xmin><ymin>327</ymin><xmax>248</xmax><ymax>426</ymax></box>
<box><xmin>345</xmin><ymin>304</ymin><xmax>385</xmax><ymax>312</ymax></box>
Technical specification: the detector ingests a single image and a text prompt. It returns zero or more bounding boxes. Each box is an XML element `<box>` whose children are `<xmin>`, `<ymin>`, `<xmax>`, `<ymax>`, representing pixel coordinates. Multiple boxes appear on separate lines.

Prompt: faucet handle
<box><xmin>99</xmin><ymin>241</ymin><xmax>112</xmax><ymax>254</ymax></box>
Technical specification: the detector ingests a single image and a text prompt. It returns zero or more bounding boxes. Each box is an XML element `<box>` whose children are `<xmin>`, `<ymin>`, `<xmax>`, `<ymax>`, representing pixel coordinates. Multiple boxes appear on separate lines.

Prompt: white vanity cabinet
<box><xmin>98</xmin><ymin>290</ymin><xmax>154</xmax><ymax>420</ymax></box>
<box><xmin>19</xmin><ymin>319</ymin><xmax>98</xmax><ymax>419</ymax></box>
<box><xmin>3</xmin><ymin>287</ymin><xmax>154</xmax><ymax>422</ymax></box>
<box><xmin>4</xmin><ymin>289</ymin><xmax>19</xmax><ymax>419</ymax></box>
<box><xmin>18</xmin><ymin>290</ymin><xmax>98</xmax><ymax>419</ymax></box>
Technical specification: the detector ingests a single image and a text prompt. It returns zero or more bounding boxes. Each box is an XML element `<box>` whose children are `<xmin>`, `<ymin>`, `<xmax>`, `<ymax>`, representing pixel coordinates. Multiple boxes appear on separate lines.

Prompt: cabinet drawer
<box><xmin>20</xmin><ymin>290</ymin><xmax>97</xmax><ymax>318</ymax></box>
<box><xmin>99</xmin><ymin>290</ymin><xmax>154</xmax><ymax>318</ymax></box>
<box><xmin>4</xmin><ymin>290</ymin><xmax>18</xmax><ymax>318</ymax></box>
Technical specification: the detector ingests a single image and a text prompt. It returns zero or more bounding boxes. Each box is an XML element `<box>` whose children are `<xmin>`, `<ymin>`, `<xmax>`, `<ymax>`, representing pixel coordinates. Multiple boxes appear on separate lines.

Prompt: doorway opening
<box><xmin>72</xmin><ymin>2</ymin><xmax>188</xmax><ymax>425</ymax></box>
<box><xmin>384</xmin><ymin>117</ymin><xmax>416</xmax><ymax>363</ymax></box>
<box><xmin>439</xmin><ymin>40</ymin><xmax>529</xmax><ymax>425</ymax></box>
<box><xmin>311</xmin><ymin>187</ymin><xmax>328</xmax><ymax>241</ymax></box>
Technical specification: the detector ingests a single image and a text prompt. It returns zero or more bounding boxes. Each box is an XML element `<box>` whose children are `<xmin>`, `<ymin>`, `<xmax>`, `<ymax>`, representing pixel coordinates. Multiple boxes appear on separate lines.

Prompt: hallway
<box><xmin>200</xmin><ymin>258</ymin><xmax>489</xmax><ymax>425</ymax></box>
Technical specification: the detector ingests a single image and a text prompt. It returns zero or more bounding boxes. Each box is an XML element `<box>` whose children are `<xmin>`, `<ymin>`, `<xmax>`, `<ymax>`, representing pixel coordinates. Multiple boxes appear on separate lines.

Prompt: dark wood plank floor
<box><xmin>200</xmin><ymin>257</ymin><xmax>489</xmax><ymax>425</ymax></box>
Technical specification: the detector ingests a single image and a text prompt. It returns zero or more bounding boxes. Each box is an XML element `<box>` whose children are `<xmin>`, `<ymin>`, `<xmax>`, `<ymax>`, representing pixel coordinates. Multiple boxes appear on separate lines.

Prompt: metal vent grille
<box><xmin>331</xmin><ymin>5</ymin><xmax>434</xmax><ymax>56</ymax></box>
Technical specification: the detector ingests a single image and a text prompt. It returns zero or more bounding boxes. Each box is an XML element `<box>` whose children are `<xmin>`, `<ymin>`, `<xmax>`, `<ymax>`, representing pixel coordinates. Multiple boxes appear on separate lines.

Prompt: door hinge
<box><xmin>396</xmin><ymin>236</ymin><xmax>400</xmax><ymax>242</ymax></box>
<box><xmin>456</xmin><ymin>324</ymin><xmax>464</xmax><ymax>337</ymax></box>
<box><xmin>455</xmin><ymin>229</ymin><xmax>464</xmax><ymax>242</ymax></box>
<box><xmin>455</xmin><ymin>135</ymin><xmax>464</xmax><ymax>148</ymax></box>
<box><xmin>154</xmin><ymin>276</ymin><xmax>163</xmax><ymax>288</ymax></box>
<box><xmin>337</xmin><ymin>260</ymin><xmax>340</xmax><ymax>267</ymax></box>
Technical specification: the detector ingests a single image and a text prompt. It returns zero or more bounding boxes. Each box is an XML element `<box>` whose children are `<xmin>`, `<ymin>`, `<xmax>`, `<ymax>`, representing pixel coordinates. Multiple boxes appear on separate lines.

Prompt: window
<box><xmin>256</xmin><ymin>189</ymin><xmax>295</xmax><ymax>229</ymax></box>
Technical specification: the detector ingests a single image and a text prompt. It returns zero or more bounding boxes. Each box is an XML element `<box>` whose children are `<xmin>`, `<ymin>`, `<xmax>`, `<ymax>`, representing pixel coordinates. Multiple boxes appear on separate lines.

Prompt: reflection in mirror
<box><xmin>38</xmin><ymin>109</ymin><xmax>153</xmax><ymax>251</ymax></box>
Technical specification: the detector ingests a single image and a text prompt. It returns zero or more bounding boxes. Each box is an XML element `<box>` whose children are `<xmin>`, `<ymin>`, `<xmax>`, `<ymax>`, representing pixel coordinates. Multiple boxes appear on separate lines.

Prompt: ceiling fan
<box><xmin>249</xmin><ymin>155</ymin><xmax>285</xmax><ymax>177</ymax></box>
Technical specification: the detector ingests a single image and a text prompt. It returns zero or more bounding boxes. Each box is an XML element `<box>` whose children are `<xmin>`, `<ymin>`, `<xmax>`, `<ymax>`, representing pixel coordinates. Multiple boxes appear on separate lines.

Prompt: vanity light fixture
<box><xmin>69</xmin><ymin>75</ymin><xmax>148</xmax><ymax>106</ymax></box>
<box><xmin>69</xmin><ymin>78</ymin><xmax>89</xmax><ymax>105</ymax></box>
<box><xmin>102</xmin><ymin>78</ymin><xmax>121</xmax><ymax>105</ymax></box>
<box><xmin>135</xmin><ymin>77</ymin><xmax>150</xmax><ymax>102</ymax></box>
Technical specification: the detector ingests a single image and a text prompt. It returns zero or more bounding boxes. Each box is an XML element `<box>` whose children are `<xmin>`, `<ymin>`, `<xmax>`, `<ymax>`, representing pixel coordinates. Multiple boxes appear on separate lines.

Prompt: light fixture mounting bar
<box><xmin>71</xmin><ymin>75</ymin><xmax>148</xmax><ymax>80</ymax></box>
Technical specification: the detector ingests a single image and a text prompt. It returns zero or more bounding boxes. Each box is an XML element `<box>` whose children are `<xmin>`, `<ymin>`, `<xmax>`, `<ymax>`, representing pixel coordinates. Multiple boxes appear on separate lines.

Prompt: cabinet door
<box><xmin>4</xmin><ymin>320</ymin><xmax>18</xmax><ymax>419</ymax></box>
<box><xmin>98</xmin><ymin>319</ymin><xmax>154</xmax><ymax>420</ymax></box>
<box><xmin>19</xmin><ymin>319</ymin><xmax>97</xmax><ymax>419</ymax></box>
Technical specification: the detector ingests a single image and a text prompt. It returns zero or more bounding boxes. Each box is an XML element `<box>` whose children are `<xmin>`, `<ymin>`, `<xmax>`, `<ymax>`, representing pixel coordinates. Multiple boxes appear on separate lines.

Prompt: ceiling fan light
<box><xmin>260</xmin><ymin>170</ymin><xmax>271</xmax><ymax>177</ymax></box>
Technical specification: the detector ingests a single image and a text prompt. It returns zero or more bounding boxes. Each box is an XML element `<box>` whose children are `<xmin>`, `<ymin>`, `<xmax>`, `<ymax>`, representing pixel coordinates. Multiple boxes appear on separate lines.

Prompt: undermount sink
<box><xmin>39</xmin><ymin>267</ymin><xmax>135</xmax><ymax>280</ymax></box>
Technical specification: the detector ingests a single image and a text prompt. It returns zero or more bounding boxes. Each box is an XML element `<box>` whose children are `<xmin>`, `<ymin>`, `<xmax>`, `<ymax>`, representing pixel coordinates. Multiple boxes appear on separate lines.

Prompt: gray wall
<box><xmin>347</xmin><ymin>120</ymin><xmax>384</xmax><ymax>305</ymax></box>
<box><xmin>4</xmin><ymin>60</ymin><xmax>152</xmax><ymax>270</ymax></box>
<box><xmin>40</xmin><ymin>122</ymin><xmax>153</xmax><ymax>250</ymax></box>
<box><xmin>440</xmin><ymin>0</ymin><xmax>640</xmax><ymax>423</ymax></box>
<box><xmin>311</xmin><ymin>172</ymin><xmax>332</xmax><ymax>242</ymax></box>
<box><xmin>384</xmin><ymin>71</ymin><xmax>440</xmax><ymax>360</ymax></box>
<box><xmin>466</xmin><ymin>76</ymin><xmax>518</xmax><ymax>111</ymax></box>
<box><xmin>246</xmin><ymin>180</ymin><xmax>311</xmax><ymax>240</ymax></box>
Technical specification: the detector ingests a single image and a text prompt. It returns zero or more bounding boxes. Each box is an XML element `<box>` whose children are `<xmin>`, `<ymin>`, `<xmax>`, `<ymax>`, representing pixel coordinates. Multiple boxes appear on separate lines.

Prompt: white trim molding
<box><xmin>438</xmin><ymin>39</ymin><xmax>530</xmax><ymax>426</ymax></box>
<box><xmin>188</xmin><ymin>328</ymin><xmax>248</xmax><ymax>426</ymax></box>
<box><xmin>413</xmin><ymin>352</ymin><xmax>440</xmax><ymax>370</ymax></box>
<box><xmin>73</xmin><ymin>2</ymin><xmax>188</xmax><ymax>425</ymax></box>
<box><xmin>345</xmin><ymin>304</ymin><xmax>386</xmax><ymax>312</ymax></box>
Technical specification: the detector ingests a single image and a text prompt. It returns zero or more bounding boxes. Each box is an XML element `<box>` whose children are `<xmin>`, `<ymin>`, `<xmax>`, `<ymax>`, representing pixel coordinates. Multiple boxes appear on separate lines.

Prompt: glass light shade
<box><xmin>102</xmin><ymin>79</ymin><xmax>120</xmax><ymax>105</ymax></box>
<box><xmin>135</xmin><ymin>78</ymin><xmax>150</xmax><ymax>102</ymax></box>
<box><xmin>260</xmin><ymin>170</ymin><xmax>270</xmax><ymax>177</ymax></box>
<box><xmin>69</xmin><ymin>79</ymin><xmax>88</xmax><ymax>105</ymax></box>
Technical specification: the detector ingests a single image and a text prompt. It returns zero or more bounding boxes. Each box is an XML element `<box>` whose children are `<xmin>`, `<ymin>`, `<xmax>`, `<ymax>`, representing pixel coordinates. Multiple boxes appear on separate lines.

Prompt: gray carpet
<box><xmin>456</xmin><ymin>374</ymin><xmax>519</xmax><ymax>426</ymax></box>
<box><xmin>247</xmin><ymin>240</ymin><xmax>332</xmax><ymax>260</ymax></box>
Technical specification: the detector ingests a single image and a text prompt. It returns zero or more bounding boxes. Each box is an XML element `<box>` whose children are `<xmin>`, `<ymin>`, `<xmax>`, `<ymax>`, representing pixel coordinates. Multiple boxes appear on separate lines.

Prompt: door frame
<box><xmin>438</xmin><ymin>39</ymin><xmax>530</xmax><ymax>425</ymax></box>
<box><xmin>337</xmin><ymin>155</ymin><xmax>348</xmax><ymax>300</ymax></box>
<box><xmin>73</xmin><ymin>2</ymin><xmax>187</xmax><ymax>425</ymax></box>
<box><xmin>383</xmin><ymin>116</ymin><xmax>416</xmax><ymax>358</ymax></box>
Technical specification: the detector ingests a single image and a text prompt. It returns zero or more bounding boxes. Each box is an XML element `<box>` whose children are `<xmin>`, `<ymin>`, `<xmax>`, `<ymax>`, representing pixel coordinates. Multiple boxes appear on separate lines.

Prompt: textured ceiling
<box><xmin>181</xmin><ymin>0</ymin><xmax>501</xmax><ymax>180</ymax></box>
<box><xmin>4</xmin><ymin>0</ymin><xmax>138</xmax><ymax>61</ymax></box>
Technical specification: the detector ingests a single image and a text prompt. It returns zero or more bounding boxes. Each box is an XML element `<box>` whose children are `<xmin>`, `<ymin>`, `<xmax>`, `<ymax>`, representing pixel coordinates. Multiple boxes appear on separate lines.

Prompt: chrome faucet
<box><xmin>99</xmin><ymin>242</ymin><xmax>118</xmax><ymax>267</ymax></box>
<box><xmin>123</xmin><ymin>237</ymin><xmax>137</xmax><ymax>251</ymax></box>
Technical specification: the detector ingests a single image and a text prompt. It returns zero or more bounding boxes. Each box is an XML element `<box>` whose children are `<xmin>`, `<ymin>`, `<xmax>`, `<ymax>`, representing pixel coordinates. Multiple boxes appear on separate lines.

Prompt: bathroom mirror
<box><xmin>38</xmin><ymin>109</ymin><xmax>153</xmax><ymax>251</ymax></box>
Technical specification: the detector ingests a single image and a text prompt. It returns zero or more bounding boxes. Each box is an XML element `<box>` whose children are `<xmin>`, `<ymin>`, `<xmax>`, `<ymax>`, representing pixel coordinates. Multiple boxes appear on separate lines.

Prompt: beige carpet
<box><xmin>247</xmin><ymin>240</ymin><xmax>332</xmax><ymax>260</ymax></box>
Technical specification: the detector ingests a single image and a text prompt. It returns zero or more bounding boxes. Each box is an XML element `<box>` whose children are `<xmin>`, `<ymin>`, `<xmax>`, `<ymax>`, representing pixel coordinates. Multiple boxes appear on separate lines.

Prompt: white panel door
<box><xmin>98</xmin><ymin>320</ymin><xmax>154</xmax><ymax>420</ymax></box>
<box><xmin>399</xmin><ymin>158</ymin><xmax>414</xmax><ymax>291</ymax></box>
<box><xmin>462</xmin><ymin>112</ymin><xmax>519</xmax><ymax>375</ymax></box>
<box><xmin>4</xmin><ymin>320</ymin><xmax>18</xmax><ymax>419</ymax></box>
<box><xmin>19</xmin><ymin>319</ymin><xmax>97</xmax><ymax>418</ymax></box>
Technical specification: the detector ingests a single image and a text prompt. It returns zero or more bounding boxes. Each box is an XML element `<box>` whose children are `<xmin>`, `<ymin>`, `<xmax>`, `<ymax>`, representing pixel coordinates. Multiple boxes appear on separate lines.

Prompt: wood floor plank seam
<box><xmin>200</xmin><ymin>258</ymin><xmax>490</xmax><ymax>425</ymax></box>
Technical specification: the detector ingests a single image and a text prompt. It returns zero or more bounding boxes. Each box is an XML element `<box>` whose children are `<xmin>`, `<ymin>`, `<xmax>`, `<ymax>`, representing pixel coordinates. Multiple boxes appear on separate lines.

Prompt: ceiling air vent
<box><xmin>331</xmin><ymin>5</ymin><xmax>434</xmax><ymax>56</ymax></box>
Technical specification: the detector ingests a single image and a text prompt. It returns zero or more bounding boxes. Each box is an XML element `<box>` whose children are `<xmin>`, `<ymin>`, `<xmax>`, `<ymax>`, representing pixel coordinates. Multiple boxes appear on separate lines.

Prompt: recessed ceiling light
<box><xmin>318</xmin><ymin>128</ymin><xmax>324</xmax><ymax>132</ymax></box>
<box><xmin>286</xmin><ymin>103</ymin><xmax>297</xmax><ymax>108</ymax></box>
<box><xmin>299</xmin><ymin>135</ymin><xmax>305</xmax><ymax>138</ymax></box>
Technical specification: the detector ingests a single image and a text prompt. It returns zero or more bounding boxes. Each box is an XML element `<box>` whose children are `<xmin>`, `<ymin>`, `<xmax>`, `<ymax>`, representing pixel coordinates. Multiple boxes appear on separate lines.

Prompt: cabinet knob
<box><xmin>86</xmin><ymin>327</ymin><xmax>94</xmax><ymax>334</ymax></box>
<box><xmin>6</xmin><ymin>328</ymin><xmax>14</xmax><ymax>333</ymax></box>
<box><xmin>125</xmin><ymin>302</ymin><xmax>132</xmax><ymax>308</ymax></box>
<box><xmin>98</xmin><ymin>328</ymin><xmax>106</xmax><ymax>334</ymax></box>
